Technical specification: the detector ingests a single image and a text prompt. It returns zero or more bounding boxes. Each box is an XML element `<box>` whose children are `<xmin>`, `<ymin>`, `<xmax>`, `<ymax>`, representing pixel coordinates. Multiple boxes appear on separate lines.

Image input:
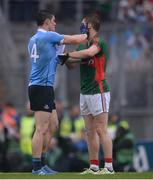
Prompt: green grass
<box><xmin>0</xmin><ymin>172</ymin><xmax>153</xmax><ymax>179</ymax></box>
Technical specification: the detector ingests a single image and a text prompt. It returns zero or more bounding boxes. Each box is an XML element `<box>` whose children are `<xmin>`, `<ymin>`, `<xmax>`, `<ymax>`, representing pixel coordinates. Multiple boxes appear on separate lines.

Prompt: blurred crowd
<box><xmin>0</xmin><ymin>101</ymin><xmax>136</xmax><ymax>172</ymax></box>
<box><xmin>118</xmin><ymin>0</ymin><xmax>153</xmax><ymax>24</ymax></box>
<box><xmin>2</xmin><ymin>0</ymin><xmax>153</xmax><ymax>25</ymax></box>
<box><xmin>44</xmin><ymin>0</ymin><xmax>153</xmax><ymax>24</ymax></box>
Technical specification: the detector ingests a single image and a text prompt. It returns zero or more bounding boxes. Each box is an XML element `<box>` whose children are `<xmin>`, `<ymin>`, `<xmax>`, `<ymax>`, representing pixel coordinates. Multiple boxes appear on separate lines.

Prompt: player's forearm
<box><xmin>67</xmin><ymin>58</ymin><xmax>82</xmax><ymax>63</ymax></box>
<box><xmin>63</xmin><ymin>34</ymin><xmax>87</xmax><ymax>44</ymax></box>
<box><xmin>72</xmin><ymin>34</ymin><xmax>87</xmax><ymax>43</ymax></box>
<box><xmin>69</xmin><ymin>50</ymin><xmax>90</xmax><ymax>59</ymax></box>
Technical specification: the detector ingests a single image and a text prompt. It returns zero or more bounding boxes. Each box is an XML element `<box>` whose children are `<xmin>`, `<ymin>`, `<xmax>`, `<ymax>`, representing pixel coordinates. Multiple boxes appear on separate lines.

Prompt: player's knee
<box><xmin>35</xmin><ymin>126</ymin><xmax>49</xmax><ymax>135</ymax></box>
<box><xmin>96</xmin><ymin>126</ymin><xmax>107</xmax><ymax>138</ymax></box>
<box><xmin>86</xmin><ymin>127</ymin><xmax>96</xmax><ymax>138</ymax></box>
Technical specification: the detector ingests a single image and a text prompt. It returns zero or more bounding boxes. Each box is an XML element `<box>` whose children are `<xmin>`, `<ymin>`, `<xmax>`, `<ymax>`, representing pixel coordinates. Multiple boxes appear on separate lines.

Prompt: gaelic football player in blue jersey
<box><xmin>28</xmin><ymin>10</ymin><xmax>88</xmax><ymax>175</ymax></box>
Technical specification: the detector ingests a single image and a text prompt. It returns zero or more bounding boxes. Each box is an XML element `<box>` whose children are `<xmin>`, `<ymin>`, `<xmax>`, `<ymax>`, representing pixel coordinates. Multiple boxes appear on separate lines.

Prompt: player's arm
<box><xmin>69</xmin><ymin>44</ymin><xmax>100</xmax><ymax>59</ymax></box>
<box><xmin>62</xmin><ymin>34</ymin><xmax>87</xmax><ymax>44</ymax></box>
<box><xmin>65</xmin><ymin>58</ymin><xmax>82</xmax><ymax>69</ymax></box>
<box><xmin>67</xmin><ymin>58</ymin><xmax>82</xmax><ymax>63</ymax></box>
<box><xmin>58</xmin><ymin>44</ymin><xmax>100</xmax><ymax>65</ymax></box>
<box><xmin>47</xmin><ymin>31</ymin><xmax>87</xmax><ymax>45</ymax></box>
<box><xmin>61</xmin><ymin>21</ymin><xmax>88</xmax><ymax>44</ymax></box>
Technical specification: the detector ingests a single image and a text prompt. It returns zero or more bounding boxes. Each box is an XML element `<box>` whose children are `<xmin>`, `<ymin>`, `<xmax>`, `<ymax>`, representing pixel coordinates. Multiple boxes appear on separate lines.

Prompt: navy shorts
<box><xmin>28</xmin><ymin>85</ymin><xmax>56</xmax><ymax>113</ymax></box>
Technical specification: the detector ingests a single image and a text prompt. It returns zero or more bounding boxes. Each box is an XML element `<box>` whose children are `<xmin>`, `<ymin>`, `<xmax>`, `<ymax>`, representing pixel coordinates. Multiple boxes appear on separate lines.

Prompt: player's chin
<box><xmin>51</xmin><ymin>27</ymin><xmax>56</xmax><ymax>32</ymax></box>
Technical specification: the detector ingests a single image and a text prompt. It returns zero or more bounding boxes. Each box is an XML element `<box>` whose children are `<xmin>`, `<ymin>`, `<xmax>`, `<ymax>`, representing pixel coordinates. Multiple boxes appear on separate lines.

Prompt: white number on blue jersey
<box><xmin>30</xmin><ymin>43</ymin><xmax>39</xmax><ymax>63</ymax></box>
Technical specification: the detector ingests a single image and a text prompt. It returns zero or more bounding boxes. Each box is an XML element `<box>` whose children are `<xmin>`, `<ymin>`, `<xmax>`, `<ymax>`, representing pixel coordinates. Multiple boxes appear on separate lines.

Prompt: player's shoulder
<box><xmin>30</xmin><ymin>33</ymin><xmax>37</xmax><ymax>40</ymax></box>
<box><xmin>28</xmin><ymin>34</ymin><xmax>37</xmax><ymax>46</ymax></box>
<box><xmin>46</xmin><ymin>31</ymin><xmax>62</xmax><ymax>37</ymax></box>
<box><xmin>91</xmin><ymin>36</ymin><xmax>105</xmax><ymax>46</ymax></box>
<box><xmin>94</xmin><ymin>36</ymin><xmax>105</xmax><ymax>43</ymax></box>
<box><xmin>99</xmin><ymin>36</ymin><xmax>107</xmax><ymax>44</ymax></box>
<box><xmin>95</xmin><ymin>36</ymin><xmax>107</xmax><ymax>49</ymax></box>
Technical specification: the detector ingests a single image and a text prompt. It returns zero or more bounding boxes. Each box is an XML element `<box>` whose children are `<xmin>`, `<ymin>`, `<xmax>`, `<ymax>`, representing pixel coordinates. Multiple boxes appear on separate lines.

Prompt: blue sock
<box><xmin>32</xmin><ymin>158</ymin><xmax>42</xmax><ymax>171</ymax></box>
<box><xmin>41</xmin><ymin>153</ymin><xmax>47</xmax><ymax>166</ymax></box>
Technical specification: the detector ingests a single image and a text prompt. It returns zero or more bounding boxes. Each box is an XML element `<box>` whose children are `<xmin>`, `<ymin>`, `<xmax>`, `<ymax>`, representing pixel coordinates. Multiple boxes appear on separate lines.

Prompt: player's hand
<box><xmin>80</xmin><ymin>23</ymin><xmax>89</xmax><ymax>39</ymax></box>
<box><xmin>58</xmin><ymin>53</ymin><xmax>69</xmax><ymax>65</ymax></box>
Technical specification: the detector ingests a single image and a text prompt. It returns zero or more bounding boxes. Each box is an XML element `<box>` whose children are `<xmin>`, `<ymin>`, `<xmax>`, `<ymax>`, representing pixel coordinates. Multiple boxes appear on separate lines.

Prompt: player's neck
<box><xmin>38</xmin><ymin>25</ymin><xmax>49</xmax><ymax>32</ymax></box>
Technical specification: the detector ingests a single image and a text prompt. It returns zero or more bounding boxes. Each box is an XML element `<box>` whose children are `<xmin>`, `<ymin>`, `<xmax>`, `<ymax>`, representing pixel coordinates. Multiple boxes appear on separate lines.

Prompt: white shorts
<box><xmin>80</xmin><ymin>92</ymin><xmax>110</xmax><ymax>116</ymax></box>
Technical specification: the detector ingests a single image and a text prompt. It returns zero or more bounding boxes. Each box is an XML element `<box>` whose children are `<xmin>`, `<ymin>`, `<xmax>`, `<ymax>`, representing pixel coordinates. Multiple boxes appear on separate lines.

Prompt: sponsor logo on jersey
<box><xmin>44</xmin><ymin>104</ymin><xmax>49</xmax><ymax>110</ymax></box>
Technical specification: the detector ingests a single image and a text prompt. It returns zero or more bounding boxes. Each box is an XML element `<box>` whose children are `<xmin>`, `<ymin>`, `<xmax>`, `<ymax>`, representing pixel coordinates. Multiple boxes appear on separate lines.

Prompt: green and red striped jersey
<box><xmin>77</xmin><ymin>36</ymin><xmax>110</xmax><ymax>95</ymax></box>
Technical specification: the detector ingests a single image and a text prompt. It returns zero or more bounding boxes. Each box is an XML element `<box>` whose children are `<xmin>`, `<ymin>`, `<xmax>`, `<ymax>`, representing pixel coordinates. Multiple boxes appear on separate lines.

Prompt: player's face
<box><xmin>81</xmin><ymin>18</ymin><xmax>92</xmax><ymax>30</ymax></box>
<box><xmin>48</xmin><ymin>16</ymin><xmax>56</xmax><ymax>31</ymax></box>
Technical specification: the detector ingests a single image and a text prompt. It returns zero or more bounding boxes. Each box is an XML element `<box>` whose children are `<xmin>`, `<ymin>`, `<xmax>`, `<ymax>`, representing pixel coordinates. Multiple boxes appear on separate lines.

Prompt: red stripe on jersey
<box><xmin>93</xmin><ymin>55</ymin><xmax>105</xmax><ymax>93</ymax></box>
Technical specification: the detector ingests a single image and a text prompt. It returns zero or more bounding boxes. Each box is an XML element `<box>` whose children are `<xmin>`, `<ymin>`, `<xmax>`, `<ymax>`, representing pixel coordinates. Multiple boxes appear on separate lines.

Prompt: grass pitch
<box><xmin>0</xmin><ymin>172</ymin><xmax>153</xmax><ymax>179</ymax></box>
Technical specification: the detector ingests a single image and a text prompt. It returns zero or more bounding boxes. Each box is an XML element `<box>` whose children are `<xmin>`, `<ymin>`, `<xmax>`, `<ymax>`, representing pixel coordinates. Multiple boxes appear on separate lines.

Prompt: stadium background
<box><xmin>0</xmin><ymin>0</ymin><xmax>153</xmax><ymax>173</ymax></box>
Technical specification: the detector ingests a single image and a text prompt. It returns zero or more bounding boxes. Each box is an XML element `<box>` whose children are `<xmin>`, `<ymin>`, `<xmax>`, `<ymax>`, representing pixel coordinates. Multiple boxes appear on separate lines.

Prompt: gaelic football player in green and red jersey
<box><xmin>58</xmin><ymin>14</ymin><xmax>114</xmax><ymax>174</ymax></box>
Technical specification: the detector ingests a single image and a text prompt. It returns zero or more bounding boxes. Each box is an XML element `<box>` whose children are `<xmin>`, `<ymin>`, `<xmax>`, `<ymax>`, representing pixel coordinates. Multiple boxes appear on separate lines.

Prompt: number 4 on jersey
<box><xmin>31</xmin><ymin>43</ymin><xmax>39</xmax><ymax>63</ymax></box>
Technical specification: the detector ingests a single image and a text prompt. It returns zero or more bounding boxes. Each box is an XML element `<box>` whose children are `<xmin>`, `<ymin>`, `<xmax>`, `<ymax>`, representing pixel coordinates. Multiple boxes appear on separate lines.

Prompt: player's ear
<box><xmin>45</xmin><ymin>18</ymin><xmax>51</xmax><ymax>25</ymax></box>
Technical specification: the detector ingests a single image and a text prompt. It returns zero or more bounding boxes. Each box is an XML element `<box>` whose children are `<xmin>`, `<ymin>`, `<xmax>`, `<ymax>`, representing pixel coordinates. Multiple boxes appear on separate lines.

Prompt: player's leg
<box><xmin>80</xmin><ymin>94</ymin><xmax>100</xmax><ymax>174</ymax></box>
<box><xmin>94</xmin><ymin>113</ymin><xmax>114</xmax><ymax>172</ymax></box>
<box><xmin>83</xmin><ymin>114</ymin><xmax>100</xmax><ymax>172</ymax></box>
<box><xmin>29</xmin><ymin>85</ymin><xmax>57</xmax><ymax>174</ymax></box>
<box><xmin>42</xmin><ymin>109</ymin><xmax>58</xmax><ymax>153</ymax></box>
<box><xmin>86</xmin><ymin>92</ymin><xmax>114</xmax><ymax>174</ymax></box>
<box><xmin>40</xmin><ymin>90</ymin><xmax>58</xmax><ymax>174</ymax></box>
<box><xmin>32</xmin><ymin>111</ymin><xmax>50</xmax><ymax>171</ymax></box>
<box><xmin>41</xmin><ymin>109</ymin><xmax>58</xmax><ymax>167</ymax></box>
<box><xmin>90</xmin><ymin>92</ymin><xmax>114</xmax><ymax>174</ymax></box>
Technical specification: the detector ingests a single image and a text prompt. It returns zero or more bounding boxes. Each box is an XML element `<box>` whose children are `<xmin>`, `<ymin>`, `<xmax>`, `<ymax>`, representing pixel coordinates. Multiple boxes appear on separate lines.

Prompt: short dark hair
<box><xmin>36</xmin><ymin>10</ymin><xmax>54</xmax><ymax>26</ymax></box>
<box><xmin>86</xmin><ymin>13</ymin><xmax>101</xmax><ymax>32</ymax></box>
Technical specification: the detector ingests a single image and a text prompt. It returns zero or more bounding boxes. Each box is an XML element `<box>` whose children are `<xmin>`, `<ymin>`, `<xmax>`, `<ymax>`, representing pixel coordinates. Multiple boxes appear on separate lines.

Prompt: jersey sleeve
<box><xmin>55</xmin><ymin>44</ymin><xmax>66</xmax><ymax>64</ymax></box>
<box><xmin>55</xmin><ymin>44</ymin><xmax>65</xmax><ymax>55</ymax></box>
<box><xmin>101</xmin><ymin>39</ymin><xmax>108</xmax><ymax>59</ymax></box>
<box><xmin>47</xmin><ymin>32</ymin><xmax>64</xmax><ymax>44</ymax></box>
<box><xmin>92</xmin><ymin>37</ymin><xmax>101</xmax><ymax>50</ymax></box>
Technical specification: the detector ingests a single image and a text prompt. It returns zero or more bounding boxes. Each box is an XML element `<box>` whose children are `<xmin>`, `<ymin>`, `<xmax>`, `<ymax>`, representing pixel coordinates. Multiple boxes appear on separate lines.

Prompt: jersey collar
<box><xmin>38</xmin><ymin>28</ymin><xmax>47</xmax><ymax>33</ymax></box>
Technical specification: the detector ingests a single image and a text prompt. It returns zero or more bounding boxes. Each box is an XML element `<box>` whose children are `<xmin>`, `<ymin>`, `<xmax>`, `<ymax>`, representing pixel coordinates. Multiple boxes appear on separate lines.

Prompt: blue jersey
<box><xmin>28</xmin><ymin>29</ymin><xmax>64</xmax><ymax>86</ymax></box>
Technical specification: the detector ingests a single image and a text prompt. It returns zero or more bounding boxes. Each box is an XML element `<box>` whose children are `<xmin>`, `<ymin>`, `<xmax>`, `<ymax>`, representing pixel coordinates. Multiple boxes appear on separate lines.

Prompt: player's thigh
<box><xmin>94</xmin><ymin>112</ymin><xmax>109</xmax><ymax>130</ymax></box>
<box><xmin>83</xmin><ymin>114</ymin><xmax>95</xmax><ymax>130</ymax></box>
